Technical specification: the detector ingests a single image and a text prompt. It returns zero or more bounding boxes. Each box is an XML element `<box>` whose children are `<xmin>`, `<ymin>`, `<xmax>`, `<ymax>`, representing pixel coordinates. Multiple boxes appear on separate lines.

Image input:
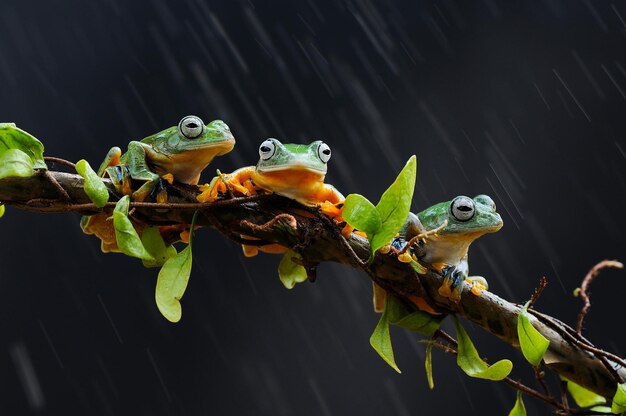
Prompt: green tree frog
<box><xmin>81</xmin><ymin>115</ymin><xmax>235</xmax><ymax>252</ymax></box>
<box><xmin>379</xmin><ymin>195</ymin><xmax>503</xmax><ymax>309</ymax></box>
<box><xmin>197</xmin><ymin>138</ymin><xmax>345</xmax><ymax>255</ymax></box>
<box><xmin>99</xmin><ymin>115</ymin><xmax>235</xmax><ymax>201</ymax></box>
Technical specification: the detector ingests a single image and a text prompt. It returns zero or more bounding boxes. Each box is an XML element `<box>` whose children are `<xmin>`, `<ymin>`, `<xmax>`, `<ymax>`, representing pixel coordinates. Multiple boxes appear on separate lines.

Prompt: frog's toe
<box><xmin>320</xmin><ymin>200</ymin><xmax>341</xmax><ymax>217</ymax></box>
<box><xmin>242</xmin><ymin>244</ymin><xmax>259</xmax><ymax>257</ymax></box>
<box><xmin>133</xmin><ymin>182</ymin><xmax>157</xmax><ymax>202</ymax></box>
<box><xmin>161</xmin><ymin>173</ymin><xmax>174</xmax><ymax>185</ymax></box>
<box><xmin>398</xmin><ymin>252</ymin><xmax>413</xmax><ymax>263</ymax></box>
<box><xmin>438</xmin><ymin>280</ymin><xmax>452</xmax><ymax>298</ymax></box>
<box><xmin>466</xmin><ymin>276</ymin><xmax>488</xmax><ymax>296</ymax></box>
<box><xmin>340</xmin><ymin>223</ymin><xmax>355</xmax><ymax>238</ymax></box>
<box><xmin>379</xmin><ymin>244</ymin><xmax>391</xmax><ymax>254</ymax></box>
<box><xmin>439</xmin><ymin>267</ymin><xmax>465</xmax><ymax>303</ymax></box>
<box><xmin>156</xmin><ymin>189</ymin><xmax>168</xmax><ymax>203</ymax></box>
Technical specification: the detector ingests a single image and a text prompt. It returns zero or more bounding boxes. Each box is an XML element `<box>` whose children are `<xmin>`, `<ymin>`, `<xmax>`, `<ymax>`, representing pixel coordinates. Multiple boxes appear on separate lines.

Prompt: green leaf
<box><xmin>113</xmin><ymin>196</ymin><xmax>154</xmax><ymax>261</ymax></box>
<box><xmin>0</xmin><ymin>149</ymin><xmax>34</xmax><ymax>179</ymax></box>
<box><xmin>425</xmin><ymin>342</ymin><xmax>435</xmax><ymax>390</ymax></box>
<box><xmin>155</xmin><ymin>211</ymin><xmax>198</xmax><ymax>323</ymax></box>
<box><xmin>612</xmin><ymin>382</ymin><xmax>626</xmax><ymax>414</ymax></box>
<box><xmin>395</xmin><ymin>312</ymin><xmax>443</xmax><ymax>337</ymax></box>
<box><xmin>370</xmin><ymin>297</ymin><xmax>401</xmax><ymax>373</ymax></box>
<box><xmin>410</xmin><ymin>260</ymin><xmax>427</xmax><ymax>275</ymax></box>
<box><xmin>0</xmin><ymin>123</ymin><xmax>46</xmax><ymax>169</ymax></box>
<box><xmin>0</xmin><ymin>205</ymin><xmax>4</xmax><ymax>219</ymax></box>
<box><xmin>141</xmin><ymin>226</ymin><xmax>177</xmax><ymax>268</ymax></box>
<box><xmin>508</xmin><ymin>391</ymin><xmax>526</xmax><ymax>416</ymax></box>
<box><xmin>278</xmin><ymin>250</ymin><xmax>308</xmax><ymax>289</ymax></box>
<box><xmin>454</xmin><ymin>316</ymin><xmax>513</xmax><ymax>380</ymax></box>
<box><xmin>589</xmin><ymin>406</ymin><xmax>613</xmax><ymax>414</ymax></box>
<box><xmin>563</xmin><ymin>377</ymin><xmax>606</xmax><ymax>408</ymax></box>
<box><xmin>342</xmin><ymin>194</ymin><xmax>381</xmax><ymax>235</ymax></box>
<box><xmin>75</xmin><ymin>159</ymin><xmax>109</xmax><ymax>208</ymax></box>
<box><xmin>386</xmin><ymin>295</ymin><xmax>444</xmax><ymax>337</ymax></box>
<box><xmin>370</xmin><ymin>155</ymin><xmax>417</xmax><ymax>254</ymax></box>
<box><xmin>517</xmin><ymin>301</ymin><xmax>550</xmax><ymax>366</ymax></box>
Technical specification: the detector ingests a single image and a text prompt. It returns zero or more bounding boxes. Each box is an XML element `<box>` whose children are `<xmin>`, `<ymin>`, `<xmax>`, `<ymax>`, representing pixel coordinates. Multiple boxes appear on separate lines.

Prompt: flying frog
<box><xmin>374</xmin><ymin>195</ymin><xmax>503</xmax><ymax>310</ymax></box>
<box><xmin>98</xmin><ymin>115</ymin><xmax>235</xmax><ymax>201</ymax></box>
<box><xmin>81</xmin><ymin>115</ymin><xmax>235</xmax><ymax>252</ymax></box>
<box><xmin>197</xmin><ymin>138</ymin><xmax>345</xmax><ymax>256</ymax></box>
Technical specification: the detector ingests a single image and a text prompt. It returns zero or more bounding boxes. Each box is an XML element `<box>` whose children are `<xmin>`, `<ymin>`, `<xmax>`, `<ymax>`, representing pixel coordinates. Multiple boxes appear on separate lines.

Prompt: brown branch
<box><xmin>1</xmin><ymin>169</ymin><xmax>626</xmax><ymax>406</ymax></box>
<box><xmin>576</xmin><ymin>259</ymin><xmax>624</xmax><ymax>335</ymax></box>
<box><xmin>430</xmin><ymin>330</ymin><xmax>596</xmax><ymax>415</ymax></box>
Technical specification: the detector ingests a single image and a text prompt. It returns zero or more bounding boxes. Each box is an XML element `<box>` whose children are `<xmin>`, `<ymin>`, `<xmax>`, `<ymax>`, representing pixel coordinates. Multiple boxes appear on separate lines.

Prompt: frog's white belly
<box><xmin>419</xmin><ymin>234</ymin><xmax>473</xmax><ymax>266</ymax></box>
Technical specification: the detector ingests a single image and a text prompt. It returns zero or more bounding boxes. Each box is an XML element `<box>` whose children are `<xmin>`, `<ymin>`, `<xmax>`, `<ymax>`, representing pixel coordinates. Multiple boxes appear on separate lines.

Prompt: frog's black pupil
<box><xmin>261</xmin><ymin>146</ymin><xmax>271</xmax><ymax>152</ymax></box>
<box><xmin>186</xmin><ymin>122</ymin><xmax>199</xmax><ymax>128</ymax></box>
<box><xmin>322</xmin><ymin>149</ymin><xmax>330</xmax><ymax>155</ymax></box>
<box><xmin>457</xmin><ymin>205</ymin><xmax>472</xmax><ymax>212</ymax></box>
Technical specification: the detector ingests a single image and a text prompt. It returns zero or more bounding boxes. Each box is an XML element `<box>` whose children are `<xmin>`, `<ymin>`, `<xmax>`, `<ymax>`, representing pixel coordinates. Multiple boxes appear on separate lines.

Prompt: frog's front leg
<box><xmin>197</xmin><ymin>166</ymin><xmax>256</xmax><ymax>202</ymax></box>
<box><xmin>125</xmin><ymin>141</ymin><xmax>161</xmax><ymax>202</ymax></box>
<box><xmin>438</xmin><ymin>255</ymin><xmax>488</xmax><ymax>302</ymax></box>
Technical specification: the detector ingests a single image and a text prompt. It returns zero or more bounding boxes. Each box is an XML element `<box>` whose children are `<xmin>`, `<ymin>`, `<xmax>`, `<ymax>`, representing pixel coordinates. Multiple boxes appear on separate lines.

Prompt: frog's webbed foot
<box><xmin>320</xmin><ymin>200</ymin><xmax>343</xmax><ymax>218</ymax></box>
<box><xmin>149</xmin><ymin>177</ymin><xmax>171</xmax><ymax>204</ymax></box>
<box><xmin>389</xmin><ymin>236</ymin><xmax>413</xmax><ymax>262</ymax></box>
<box><xmin>465</xmin><ymin>276</ymin><xmax>488</xmax><ymax>297</ymax></box>
<box><xmin>438</xmin><ymin>265</ymin><xmax>466</xmax><ymax>303</ymax></box>
<box><xmin>198</xmin><ymin>170</ymin><xmax>255</xmax><ymax>203</ymax></box>
<box><xmin>132</xmin><ymin>178</ymin><xmax>159</xmax><ymax>202</ymax></box>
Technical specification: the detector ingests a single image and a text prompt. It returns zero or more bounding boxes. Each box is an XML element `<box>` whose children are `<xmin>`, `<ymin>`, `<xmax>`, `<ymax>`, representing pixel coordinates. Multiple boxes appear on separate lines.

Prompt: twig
<box><xmin>398</xmin><ymin>220</ymin><xmax>448</xmax><ymax>255</ymax></box>
<box><xmin>5</xmin><ymin>194</ymin><xmax>270</xmax><ymax>213</ymax></box>
<box><xmin>529</xmin><ymin>309</ymin><xmax>626</xmax><ymax>383</ymax></box>
<box><xmin>41</xmin><ymin>170</ymin><xmax>71</xmax><ymax>201</ymax></box>
<box><xmin>240</xmin><ymin>213</ymin><xmax>297</xmax><ymax>233</ymax></box>
<box><xmin>43</xmin><ymin>156</ymin><xmax>76</xmax><ymax>170</ymax></box>
<box><xmin>576</xmin><ymin>260</ymin><xmax>624</xmax><ymax>335</ymax></box>
<box><xmin>560</xmin><ymin>379</ymin><xmax>570</xmax><ymax>413</ymax></box>
<box><xmin>529</xmin><ymin>276</ymin><xmax>548</xmax><ymax>307</ymax></box>
<box><xmin>533</xmin><ymin>366</ymin><xmax>550</xmax><ymax>397</ymax></box>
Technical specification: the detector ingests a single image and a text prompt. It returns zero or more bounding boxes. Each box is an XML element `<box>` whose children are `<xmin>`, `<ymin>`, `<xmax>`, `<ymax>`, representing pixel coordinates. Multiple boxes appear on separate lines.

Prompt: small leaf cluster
<box><xmin>0</xmin><ymin>123</ymin><xmax>48</xmax><ymax>219</ymax></box>
<box><xmin>342</xmin><ymin>155</ymin><xmax>416</xmax><ymax>260</ymax></box>
<box><xmin>0</xmin><ymin>123</ymin><xmax>47</xmax><ymax>180</ymax></box>
<box><xmin>109</xmin><ymin>195</ymin><xmax>196</xmax><ymax>323</ymax></box>
<box><xmin>562</xmin><ymin>378</ymin><xmax>626</xmax><ymax>415</ymax></box>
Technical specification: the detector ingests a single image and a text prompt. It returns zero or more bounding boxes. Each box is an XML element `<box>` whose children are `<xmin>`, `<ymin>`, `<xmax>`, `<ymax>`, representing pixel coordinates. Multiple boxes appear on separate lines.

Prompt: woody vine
<box><xmin>0</xmin><ymin>122</ymin><xmax>625</xmax><ymax>415</ymax></box>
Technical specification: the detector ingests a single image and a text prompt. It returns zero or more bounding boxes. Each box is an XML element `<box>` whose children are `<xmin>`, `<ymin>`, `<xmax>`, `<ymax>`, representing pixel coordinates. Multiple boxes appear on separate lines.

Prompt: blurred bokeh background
<box><xmin>1</xmin><ymin>0</ymin><xmax>625</xmax><ymax>414</ymax></box>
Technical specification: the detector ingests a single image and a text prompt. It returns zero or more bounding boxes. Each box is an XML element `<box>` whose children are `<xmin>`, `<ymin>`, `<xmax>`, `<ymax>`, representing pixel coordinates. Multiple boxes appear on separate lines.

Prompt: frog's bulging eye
<box><xmin>450</xmin><ymin>196</ymin><xmax>475</xmax><ymax>222</ymax></box>
<box><xmin>318</xmin><ymin>143</ymin><xmax>331</xmax><ymax>163</ymax></box>
<box><xmin>178</xmin><ymin>115</ymin><xmax>205</xmax><ymax>139</ymax></box>
<box><xmin>474</xmin><ymin>194</ymin><xmax>496</xmax><ymax>211</ymax></box>
<box><xmin>259</xmin><ymin>139</ymin><xmax>276</xmax><ymax>160</ymax></box>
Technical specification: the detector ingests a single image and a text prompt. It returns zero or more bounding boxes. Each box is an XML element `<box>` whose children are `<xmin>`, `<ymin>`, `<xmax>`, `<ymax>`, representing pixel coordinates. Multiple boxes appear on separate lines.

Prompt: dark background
<box><xmin>1</xmin><ymin>0</ymin><xmax>625</xmax><ymax>414</ymax></box>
